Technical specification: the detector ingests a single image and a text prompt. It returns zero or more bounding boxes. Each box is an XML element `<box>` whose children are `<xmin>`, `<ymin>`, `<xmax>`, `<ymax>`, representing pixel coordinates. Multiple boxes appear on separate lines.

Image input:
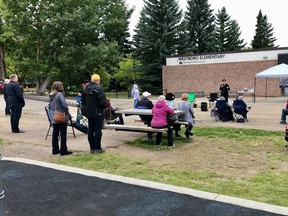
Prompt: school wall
<box><xmin>162</xmin><ymin>60</ymin><xmax>281</xmax><ymax>97</ymax></box>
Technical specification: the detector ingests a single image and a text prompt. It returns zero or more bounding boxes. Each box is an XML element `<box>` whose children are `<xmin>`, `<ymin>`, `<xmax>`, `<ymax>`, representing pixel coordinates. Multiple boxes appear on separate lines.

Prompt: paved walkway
<box><xmin>2</xmin><ymin>158</ymin><xmax>287</xmax><ymax>216</ymax></box>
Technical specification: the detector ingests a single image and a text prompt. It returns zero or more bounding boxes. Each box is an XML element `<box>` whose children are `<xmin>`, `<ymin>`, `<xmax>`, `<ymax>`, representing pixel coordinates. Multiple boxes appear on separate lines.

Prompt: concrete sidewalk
<box><xmin>2</xmin><ymin>158</ymin><xmax>287</xmax><ymax>216</ymax></box>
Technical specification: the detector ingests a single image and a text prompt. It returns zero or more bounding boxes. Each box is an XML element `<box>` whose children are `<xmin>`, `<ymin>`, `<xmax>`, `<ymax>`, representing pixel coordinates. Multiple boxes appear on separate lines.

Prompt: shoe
<box><xmin>184</xmin><ymin>132</ymin><xmax>190</xmax><ymax>138</ymax></box>
<box><xmin>280</xmin><ymin>121</ymin><xmax>286</xmax><ymax>125</ymax></box>
<box><xmin>186</xmin><ymin>130</ymin><xmax>193</xmax><ymax>136</ymax></box>
<box><xmin>12</xmin><ymin>130</ymin><xmax>25</xmax><ymax>133</ymax></box>
<box><xmin>52</xmin><ymin>150</ymin><xmax>60</xmax><ymax>155</ymax></box>
<box><xmin>93</xmin><ymin>149</ymin><xmax>105</xmax><ymax>154</ymax></box>
<box><xmin>90</xmin><ymin>149</ymin><xmax>94</xmax><ymax>154</ymax></box>
<box><xmin>156</xmin><ymin>142</ymin><xmax>162</xmax><ymax>146</ymax></box>
<box><xmin>60</xmin><ymin>151</ymin><xmax>73</xmax><ymax>156</ymax></box>
<box><xmin>175</xmin><ymin>134</ymin><xmax>182</xmax><ymax>137</ymax></box>
<box><xmin>168</xmin><ymin>144</ymin><xmax>175</xmax><ymax>148</ymax></box>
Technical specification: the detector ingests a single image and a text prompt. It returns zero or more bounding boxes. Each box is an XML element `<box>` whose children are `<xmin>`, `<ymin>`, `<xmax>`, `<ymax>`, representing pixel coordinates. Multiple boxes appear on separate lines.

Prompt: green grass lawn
<box><xmin>51</xmin><ymin>126</ymin><xmax>288</xmax><ymax>207</ymax></box>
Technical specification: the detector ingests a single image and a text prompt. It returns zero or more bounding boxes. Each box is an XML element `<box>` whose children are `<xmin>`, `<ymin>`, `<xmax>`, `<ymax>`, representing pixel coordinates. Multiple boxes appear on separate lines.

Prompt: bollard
<box><xmin>0</xmin><ymin>153</ymin><xmax>4</xmax><ymax>216</ymax></box>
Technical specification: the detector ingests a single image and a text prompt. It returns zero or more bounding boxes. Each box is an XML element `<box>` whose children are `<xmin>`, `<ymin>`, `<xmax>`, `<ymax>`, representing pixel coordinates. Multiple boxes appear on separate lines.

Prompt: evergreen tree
<box><xmin>184</xmin><ymin>0</ymin><xmax>215</xmax><ymax>54</ymax></box>
<box><xmin>214</xmin><ymin>7</ymin><xmax>246</xmax><ymax>51</ymax></box>
<box><xmin>133</xmin><ymin>0</ymin><xmax>186</xmax><ymax>94</ymax></box>
<box><xmin>252</xmin><ymin>10</ymin><xmax>277</xmax><ymax>49</ymax></box>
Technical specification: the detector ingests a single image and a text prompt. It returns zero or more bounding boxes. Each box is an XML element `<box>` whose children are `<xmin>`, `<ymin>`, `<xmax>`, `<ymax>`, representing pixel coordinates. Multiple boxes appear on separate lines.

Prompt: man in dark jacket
<box><xmin>3</xmin><ymin>79</ymin><xmax>11</xmax><ymax>116</ymax></box>
<box><xmin>81</xmin><ymin>74</ymin><xmax>106</xmax><ymax>154</ymax></box>
<box><xmin>6</xmin><ymin>74</ymin><xmax>25</xmax><ymax>133</ymax></box>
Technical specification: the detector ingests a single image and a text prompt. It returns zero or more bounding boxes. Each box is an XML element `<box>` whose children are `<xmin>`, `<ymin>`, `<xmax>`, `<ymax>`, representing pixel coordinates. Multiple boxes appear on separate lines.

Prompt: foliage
<box><xmin>0</xmin><ymin>0</ymin><xmax>132</xmax><ymax>93</ymax></box>
<box><xmin>184</xmin><ymin>0</ymin><xmax>216</xmax><ymax>54</ymax></box>
<box><xmin>214</xmin><ymin>7</ymin><xmax>246</xmax><ymax>51</ymax></box>
<box><xmin>133</xmin><ymin>0</ymin><xmax>186</xmax><ymax>94</ymax></box>
<box><xmin>252</xmin><ymin>10</ymin><xmax>277</xmax><ymax>49</ymax></box>
<box><xmin>112</xmin><ymin>54</ymin><xmax>142</xmax><ymax>89</ymax></box>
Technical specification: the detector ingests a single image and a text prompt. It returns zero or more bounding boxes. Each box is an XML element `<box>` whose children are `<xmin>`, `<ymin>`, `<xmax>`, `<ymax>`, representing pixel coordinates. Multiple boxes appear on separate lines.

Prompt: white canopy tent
<box><xmin>254</xmin><ymin>63</ymin><xmax>288</xmax><ymax>102</ymax></box>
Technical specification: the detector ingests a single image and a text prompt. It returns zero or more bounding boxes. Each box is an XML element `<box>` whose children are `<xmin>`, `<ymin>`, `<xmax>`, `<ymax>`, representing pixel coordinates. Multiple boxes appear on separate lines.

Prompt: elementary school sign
<box><xmin>166</xmin><ymin>48</ymin><xmax>288</xmax><ymax>66</ymax></box>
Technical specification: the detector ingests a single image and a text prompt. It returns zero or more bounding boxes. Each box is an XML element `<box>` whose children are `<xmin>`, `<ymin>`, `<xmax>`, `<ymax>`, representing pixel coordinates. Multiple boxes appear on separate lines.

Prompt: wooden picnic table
<box><xmin>115</xmin><ymin>108</ymin><xmax>184</xmax><ymax>116</ymax></box>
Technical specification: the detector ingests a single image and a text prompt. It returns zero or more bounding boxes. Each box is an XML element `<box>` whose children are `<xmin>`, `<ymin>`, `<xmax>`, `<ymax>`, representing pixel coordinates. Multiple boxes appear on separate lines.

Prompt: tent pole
<box><xmin>253</xmin><ymin>77</ymin><xmax>256</xmax><ymax>103</ymax></box>
<box><xmin>265</xmin><ymin>78</ymin><xmax>268</xmax><ymax>100</ymax></box>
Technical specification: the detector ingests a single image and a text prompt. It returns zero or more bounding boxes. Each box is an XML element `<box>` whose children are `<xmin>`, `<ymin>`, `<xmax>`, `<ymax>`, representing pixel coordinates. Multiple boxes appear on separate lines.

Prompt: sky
<box><xmin>125</xmin><ymin>0</ymin><xmax>288</xmax><ymax>47</ymax></box>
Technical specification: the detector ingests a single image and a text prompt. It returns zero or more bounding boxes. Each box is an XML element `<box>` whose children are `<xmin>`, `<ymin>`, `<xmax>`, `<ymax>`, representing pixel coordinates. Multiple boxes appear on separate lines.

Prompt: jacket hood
<box><xmin>155</xmin><ymin>100</ymin><xmax>167</xmax><ymax>109</ymax></box>
<box><xmin>85</xmin><ymin>82</ymin><xmax>98</xmax><ymax>95</ymax></box>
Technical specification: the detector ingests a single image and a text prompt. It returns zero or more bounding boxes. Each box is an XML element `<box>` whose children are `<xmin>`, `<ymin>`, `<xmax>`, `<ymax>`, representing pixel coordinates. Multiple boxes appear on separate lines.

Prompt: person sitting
<box><xmin>136</xmin><ymin>91</ymin><xmax>154</xmax><ymax>139</ymax></box>
<box><xmin>105</xmin><ymin>98</ymin><xmax>124</xmax><ymax>124</ymax></box>
<box><xmin>215</xmin><ymin>96</ymin><xmax>234</xmax><ymax>122</ymax></box>
<box><xmin>233</xmin><ymin>96</ymin><xmax>249</xmax><ymax>121</ymax></box>
<box><xmin>165</xmin><ymin>93</ymin><xmax>181</xmax><ymax>137</ymax></box>
<box><xmin>177</xmin><ymin>93</ymin><xmax>195</xmax><ymax>138</ymax></box>
<box><xmin>136</xmin><ymin>91</ymin><xmax>154</xmax><ymax>125</ymax></box>
<box><xmin>151</xmin><ymin>95</ymin><xmax>174</xmax><ymax>147</ymax></box>
<box><xmin>280</xmin><ymin>100</ymin><xmax>288</xmax><ymax>124</ymax></box>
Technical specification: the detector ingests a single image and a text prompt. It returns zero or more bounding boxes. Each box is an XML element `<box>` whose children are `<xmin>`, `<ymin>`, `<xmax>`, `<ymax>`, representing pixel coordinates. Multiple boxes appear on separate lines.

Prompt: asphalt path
<box><xmin>1</xmin><ymin>158</ymin><xmax>288</xmax><ymax>216</ymax></box>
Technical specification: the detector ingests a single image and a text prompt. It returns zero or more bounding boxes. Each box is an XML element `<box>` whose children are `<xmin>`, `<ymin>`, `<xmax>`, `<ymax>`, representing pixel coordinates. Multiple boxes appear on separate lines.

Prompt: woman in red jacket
<box><xmin>151</xmin><ymin>95</ymin><xmax>175</xmax><ymax>147</ymax></box>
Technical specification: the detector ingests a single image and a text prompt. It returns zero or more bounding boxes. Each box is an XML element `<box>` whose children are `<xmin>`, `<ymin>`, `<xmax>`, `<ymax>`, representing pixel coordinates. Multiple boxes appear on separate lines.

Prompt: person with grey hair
<box><xmin>6</xmin><ymin>74</ymin><xmax>25</xmax><ymax>133</ymax></box>
<box><xmin>215</xmin><ymin>96</ymin><xmax>234</xmax><ymax>122</ymax></box>
<box><xmin>151</xmin><ymin>95</ymin><xmax>175</xmax><ymax>147</ymax></box>
<box><xmin>233</xmin><ymin>96</ymin><xmax>249</xmax><ymax>121</ymax></box>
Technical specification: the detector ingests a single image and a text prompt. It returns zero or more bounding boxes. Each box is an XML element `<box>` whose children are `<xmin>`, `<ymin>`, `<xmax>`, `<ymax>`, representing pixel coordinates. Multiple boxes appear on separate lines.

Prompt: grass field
<box><xmin>51</xmin><ymin>126</ymin><xmax>288</xmax><ymax>207</ymax></box>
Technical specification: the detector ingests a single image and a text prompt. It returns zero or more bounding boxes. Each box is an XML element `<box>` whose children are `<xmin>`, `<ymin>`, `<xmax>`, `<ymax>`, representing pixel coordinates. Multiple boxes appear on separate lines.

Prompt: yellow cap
<box><xmin>91</xmin><ymin>74</ymin><xmax>100</xmax><ymax>81</ymax></box>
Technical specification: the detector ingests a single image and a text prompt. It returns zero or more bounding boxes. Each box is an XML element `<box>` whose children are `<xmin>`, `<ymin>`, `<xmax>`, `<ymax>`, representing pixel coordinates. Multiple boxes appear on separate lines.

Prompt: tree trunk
<box><xmin>35</xmin><ymin>77</ymin><xmax>50</xmax><ymax>95</ymax></box>
<box><xmin>0</xmin><ymin>45</ymin><xmax>6</xmax><ymax>80</ymax></box>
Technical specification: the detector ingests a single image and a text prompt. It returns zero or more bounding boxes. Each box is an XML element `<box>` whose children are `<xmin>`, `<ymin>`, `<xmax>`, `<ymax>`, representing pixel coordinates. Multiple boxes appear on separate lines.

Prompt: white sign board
<box><xmin>166</xmin><ymin>49</ymin><xmax>288</xmax><ymax>66</ymax></box>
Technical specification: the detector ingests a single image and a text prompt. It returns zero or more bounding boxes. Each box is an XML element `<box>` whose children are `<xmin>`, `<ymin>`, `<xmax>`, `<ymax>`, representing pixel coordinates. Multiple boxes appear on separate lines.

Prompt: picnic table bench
<box><xmin>104</xmin><ymin>124</ymin><xmax>169</xmax><ymax>133</ymax></box>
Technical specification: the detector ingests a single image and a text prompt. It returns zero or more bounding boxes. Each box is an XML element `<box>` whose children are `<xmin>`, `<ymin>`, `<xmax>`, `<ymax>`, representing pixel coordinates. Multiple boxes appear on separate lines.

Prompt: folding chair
<box><xmin>207</xmin><ymin>92</ymin><xmax>218</xmax><ymax>108</ymax></box>
<box><xmin>44</xmin><ymin>106</ymin><xmax>76</xmax><ymax>140</ymax></box>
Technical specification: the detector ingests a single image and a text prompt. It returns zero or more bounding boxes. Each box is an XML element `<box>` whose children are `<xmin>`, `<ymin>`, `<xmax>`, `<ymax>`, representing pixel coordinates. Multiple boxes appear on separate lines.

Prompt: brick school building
<box><xmin>163</xmin><ymin>47</ymin><xmax>288</xmax><ymax>97</ymax></box>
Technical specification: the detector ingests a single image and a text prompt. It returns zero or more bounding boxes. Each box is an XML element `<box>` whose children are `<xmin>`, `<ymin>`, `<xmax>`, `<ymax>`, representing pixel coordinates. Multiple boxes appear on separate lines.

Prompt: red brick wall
<box><xmin>163</xmin><ymin>60</ymin><xmax>282</xmax><ymax>97</ymax></box>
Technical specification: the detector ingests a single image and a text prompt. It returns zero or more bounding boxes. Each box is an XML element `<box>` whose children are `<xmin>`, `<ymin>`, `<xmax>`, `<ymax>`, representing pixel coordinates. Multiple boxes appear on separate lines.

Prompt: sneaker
<box><xmin>93</xmin><ymin>149</ymin><xmax>105</xmax><ymax>154</ymax></box>
<box><xmin>60</xmin><ymin>151</ymin><xmax>73</xmax><ymax>156</ymax></box>
<box><xmin>168</xmin><ymin>144</ymin><xmax>175</xmax><ymax>148</ymax></box>
<box><xmin>156</xmin><ymin>142</ymin><xmax>162</xmax><ymax>146</ymax></box>
<box><xmin>280</xmin><ymin>120</ymin><xmax>286</xmax><ymax>125</ymax></box>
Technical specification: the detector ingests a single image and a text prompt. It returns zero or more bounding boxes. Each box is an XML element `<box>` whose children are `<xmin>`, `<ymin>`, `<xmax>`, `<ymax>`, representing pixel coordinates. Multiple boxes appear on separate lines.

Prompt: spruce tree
<box><xmin>184</xmin><ymin>0</ymin><xmax>215</xmax><ymax>54</ymax></box>
<box><xmin>252</xmin><ymin>10</ymin><xmax>277</xmax><ymax>49</ymax></box>
<box><xmin>214</xmin><ymin>7</ymin><xmax>246</xmax><ymax>51</ymax></box>
<box><xmin>133</xmin><ymin>0</ymin><xmax>186</xmax><ymax>94</ymax></box>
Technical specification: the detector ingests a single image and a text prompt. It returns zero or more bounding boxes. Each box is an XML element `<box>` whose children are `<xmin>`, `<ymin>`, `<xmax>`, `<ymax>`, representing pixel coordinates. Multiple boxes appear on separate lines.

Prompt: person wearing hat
<box><xmin>81</xmin><ymin>74</ymin><xmax>107</xmax><ymax>153</ymax></box>
<box><xmin>136</xmin><ymin>91</ymin><xmax>154</xmax><ymax>139</ymax></box>
<box><xmin>165</xmin><ymin>93</ymin><xmax>181</xmax><ymax>137</ymax></box>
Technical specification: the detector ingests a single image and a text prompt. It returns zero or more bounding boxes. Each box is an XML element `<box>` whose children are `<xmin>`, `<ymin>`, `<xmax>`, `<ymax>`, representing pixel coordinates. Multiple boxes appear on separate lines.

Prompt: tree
<box><xmin>112</xmin><ymin>54</ymin><xmax>142</xmax><ymax>90</ymax></box>
<box><xmin>133</xmin><ymin>0</ymin><xmax>185</xmax><ymax>94</ymax></box>
<box><xmin>1</xmin><ymin>0</ymin><xmax>132</xmax><ymax>93</ymax></box>
<box><xmin>184</xmin><ymin>0</ymin><xmax>216</xmax><ymax>54</ymax></box>
<box><xmin>252</xmin><ymin>10</ymin><xmax>277</xmax><ymax>49</ymax></box>
<box><xmin>214</xmin><ymin>7</ymin><xmax>246</xmax><ymax>51</ymax></box>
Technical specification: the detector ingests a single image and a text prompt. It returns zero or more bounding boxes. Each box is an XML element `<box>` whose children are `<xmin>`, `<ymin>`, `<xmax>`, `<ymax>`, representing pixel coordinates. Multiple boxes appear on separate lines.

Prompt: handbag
<box><xmin>53</xmin><ymin>94</ymin><xmax>66</xmax><ymax>123</ymax></box>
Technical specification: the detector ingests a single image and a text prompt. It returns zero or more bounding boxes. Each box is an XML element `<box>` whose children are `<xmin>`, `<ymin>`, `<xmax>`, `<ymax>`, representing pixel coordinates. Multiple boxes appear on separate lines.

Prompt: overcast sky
<box><xmin>125</xmin><ymin>0</ymin><xmax>287</xmax><ymax>47</ymax></box>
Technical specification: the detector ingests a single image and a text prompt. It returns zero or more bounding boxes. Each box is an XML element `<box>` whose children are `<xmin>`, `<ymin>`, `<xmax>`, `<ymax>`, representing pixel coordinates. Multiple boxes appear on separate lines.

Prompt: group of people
<box><xmin>133</xmin><ymin>90</ymin><xmax>195</xmax><ymax>147</ymax></box>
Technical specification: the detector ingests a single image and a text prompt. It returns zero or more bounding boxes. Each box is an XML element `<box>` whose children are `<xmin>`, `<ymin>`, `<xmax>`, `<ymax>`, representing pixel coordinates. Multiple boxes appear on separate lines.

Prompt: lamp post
<box><xmin>0</xmin><ymin>153</ymin><xmax>4</xmax><ymax>216</ymax></box>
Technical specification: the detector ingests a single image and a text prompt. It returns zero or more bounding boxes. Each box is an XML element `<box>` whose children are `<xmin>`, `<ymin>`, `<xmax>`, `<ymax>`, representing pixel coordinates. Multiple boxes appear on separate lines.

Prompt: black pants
<box><xmin>10</xmin><ymin>104</ymin><xmax>23</xmax><ymax>132</ymax></box>
<box><xmin>88</xmin><ymin>114</ymin><xmax>104</xmax><ymax>151</ymax></box>
<box><xmin>52</xmin><ymin>123</ymin><xmax>68</xmax><ymax>154</ymax></box>
<box><xmin>153</xmin><ymin>125</ymin><xmax>173</xmax><ymax>146</ymax></box>
<box><xmin>5</xmin><ymin>99</ymin><xmax>10</xmax><ymax>115</ymax></box>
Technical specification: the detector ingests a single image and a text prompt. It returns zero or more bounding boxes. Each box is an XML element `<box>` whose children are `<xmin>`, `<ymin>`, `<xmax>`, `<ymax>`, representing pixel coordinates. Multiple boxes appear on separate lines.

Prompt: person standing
<box><xmin>81</xmin><ymin>74</ymin><xmax>107</xmax><ymax>154</ymax></box>
<box><xmin>49</xmin><ymin>81</ymin><xmax>73</xmax><ymax>155</ymax></box>
<box><xmin>6</xmin><ymin>74</ymin><xmax>25</xmax><ymax>133</ymax></box>
<box><xmin>219</xmin><ymin>79</ymin><xmax>230</xmax><ymax>102</ymax></box>
<box><xmin>3</xmin><ymin>79</ymin><xmax>11</xmax><ymax>116</ymax></box>
<box><xmin>131</xmin><ymin>84</ymin><xmax>140</xmax><ymax>108</ymax></box>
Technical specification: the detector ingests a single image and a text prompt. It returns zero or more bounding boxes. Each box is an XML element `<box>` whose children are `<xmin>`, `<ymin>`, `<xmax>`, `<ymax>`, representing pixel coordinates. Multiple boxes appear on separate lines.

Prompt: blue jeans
<box><xmin>88</xmin><ymin>114</ymin><xmax>104</xmax><ymax>150</ymax></box>
<box><xmin>133</xmin><ymin>99</ymin><xmax>139</xmax><ymax>108</ymax></box>
<box><xmin>52</xmin><ymin>123</ymin><xmax>68</xmax><ymax>153</ymax></box>
<box><xmin>10</xmin><ymin>104</ymin><xmax>23</xmax><ymax>132</ymax></box>
<box><xmin>281</xmin><ymin>108</ymin><xmax>288</xmax><ymax>122</ymax></box>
